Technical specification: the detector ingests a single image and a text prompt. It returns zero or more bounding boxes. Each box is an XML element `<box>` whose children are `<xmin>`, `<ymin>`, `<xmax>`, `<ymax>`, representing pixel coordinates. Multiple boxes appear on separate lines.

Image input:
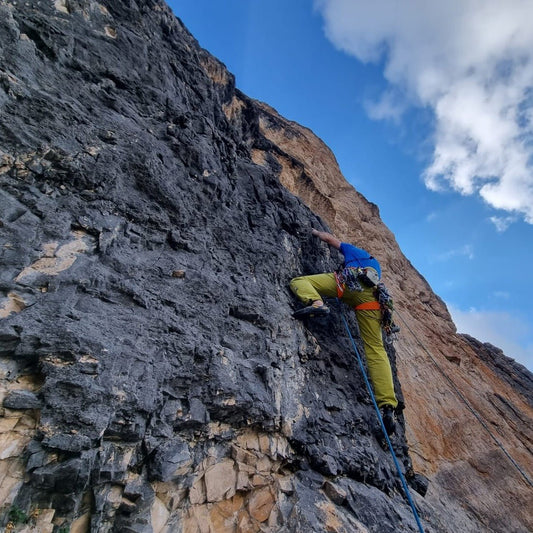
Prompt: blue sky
<box><xmin>169</xmin><ymin>0</ymin><xmax>533</xmax><ymax>371</ymax></box>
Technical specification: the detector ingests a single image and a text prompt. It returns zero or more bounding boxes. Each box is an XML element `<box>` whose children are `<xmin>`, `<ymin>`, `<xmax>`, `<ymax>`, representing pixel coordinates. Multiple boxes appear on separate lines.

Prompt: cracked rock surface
<box><xmin>0</xmin><ymin>1</ymin><xmax>531</xmax><ymax>533</ymax></box>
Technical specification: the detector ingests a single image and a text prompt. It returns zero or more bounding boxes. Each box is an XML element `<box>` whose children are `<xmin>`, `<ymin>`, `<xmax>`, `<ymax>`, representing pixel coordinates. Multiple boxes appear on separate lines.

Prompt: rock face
<box><xmin>250</xmin><ymin>103</ymin><xmax>533</xmax><ymax>531</ymax></box>
<box><xmin>0</xmin><ymin>1</ymin><xmax>531</xmax><ymax>533</ymax></box>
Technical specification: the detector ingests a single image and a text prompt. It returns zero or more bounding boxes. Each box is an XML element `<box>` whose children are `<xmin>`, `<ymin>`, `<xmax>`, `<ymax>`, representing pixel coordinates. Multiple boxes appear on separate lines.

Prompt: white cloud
<box><xmin>447</xmin><ymin>303</ymin><xmax>533</xmax><ymax>370</ymax></box>
<box><xmin>315</xmin><ymin>0</ymin><xmax>533</xmax><ymax>223</ymax></box>
<box><xmin>364</xmin><ymin>89</ymin><xmax>405</xmax><ymax>122</ymax></box>
<box><xmin>489</xmin><ymin>215</ymin><xmax>517</xmax><ymax>232</ymax></box>
<box><xmin>493</xmin><ymin>291</ymin><xmax>510</xmax><ymax>300</ymax></box>
<box><xmin>432</xmin><ymin>244</ymin><xmax>474</xmax><ymax>262</ymax></box>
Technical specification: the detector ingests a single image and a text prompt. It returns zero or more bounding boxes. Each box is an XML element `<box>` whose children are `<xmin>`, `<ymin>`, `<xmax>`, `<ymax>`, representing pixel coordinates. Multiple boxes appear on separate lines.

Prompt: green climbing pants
<box><xmin>290</xmin><ymin>272</ymin><xmax>398</xmax><ymax>409</ymax></box>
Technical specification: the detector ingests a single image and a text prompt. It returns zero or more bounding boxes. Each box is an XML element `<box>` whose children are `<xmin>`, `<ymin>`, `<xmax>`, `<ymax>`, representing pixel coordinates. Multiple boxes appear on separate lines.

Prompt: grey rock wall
<box><xmin>1</xmin><ymin>1</ymin><xmax>438</xmax><ymax>532</ymax></box>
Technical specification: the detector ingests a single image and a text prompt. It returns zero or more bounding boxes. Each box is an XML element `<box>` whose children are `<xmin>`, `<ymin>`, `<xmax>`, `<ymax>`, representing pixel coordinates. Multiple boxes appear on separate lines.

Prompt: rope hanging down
<box><xmin>396</xmin><ymin>310</ymin><xmax>533</xmax><ymax>488</ymax></box>
<box><xmin>337</xmin><ymin>300</ymin><xmax>426</xmax><ymax>533</ymax></box>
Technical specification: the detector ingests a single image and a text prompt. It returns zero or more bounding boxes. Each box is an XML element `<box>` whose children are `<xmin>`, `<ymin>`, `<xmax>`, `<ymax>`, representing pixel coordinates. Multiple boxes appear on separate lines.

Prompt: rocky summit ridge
<box><xmin>0</xmin><ymin>1</ymin><xmax>531</xmax><ymax>532</ymax></box>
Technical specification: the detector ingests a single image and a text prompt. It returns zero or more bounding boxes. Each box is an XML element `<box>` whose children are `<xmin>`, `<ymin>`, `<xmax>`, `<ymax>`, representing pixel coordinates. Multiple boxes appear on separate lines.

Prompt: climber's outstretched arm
<box><xmin>311</xmin><ymin>229</ymin><xmax>341</xmax><ymax>250</ymax></box>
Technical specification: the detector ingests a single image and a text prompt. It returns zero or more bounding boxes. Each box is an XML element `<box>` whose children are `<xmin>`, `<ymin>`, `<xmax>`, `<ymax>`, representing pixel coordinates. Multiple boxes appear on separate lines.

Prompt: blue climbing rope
<box><xmin>337</xmin><ymin>300</ymin><xmax>426</xmax><ymax>533</ymax></box>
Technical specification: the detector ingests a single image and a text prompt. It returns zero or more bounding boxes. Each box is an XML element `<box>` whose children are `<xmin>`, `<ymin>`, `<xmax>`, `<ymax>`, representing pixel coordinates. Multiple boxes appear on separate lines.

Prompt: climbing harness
<box><xmin>335</xmin><ymin>269</ymin><xmax>400</xmax><ymax>344</ymax></box>
<box><xmin>354</xmin><ymin>301</ymin><xmax>381</xmax><ymax>310</ymax></box>
<box><xmin>337</xmin><ymin>300</ymin><xmax>426</xmax><ymax>533</ymax></box>
<box><xmin>395</xmin><ymin>309</ymin><xmax>533</xmax><ymax>489</ymax></box>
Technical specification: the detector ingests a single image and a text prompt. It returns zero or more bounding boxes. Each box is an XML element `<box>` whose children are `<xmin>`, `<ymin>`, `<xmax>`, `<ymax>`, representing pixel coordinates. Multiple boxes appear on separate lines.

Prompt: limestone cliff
<box><xmin>249</xmin><ymin>102</ymin><xmax>533</xmax><ymax>531</ymax></box>
<box><xmin>0</xmin><ymin>1</ymin><xmax>531</xmax><ymax>533</ymax></box>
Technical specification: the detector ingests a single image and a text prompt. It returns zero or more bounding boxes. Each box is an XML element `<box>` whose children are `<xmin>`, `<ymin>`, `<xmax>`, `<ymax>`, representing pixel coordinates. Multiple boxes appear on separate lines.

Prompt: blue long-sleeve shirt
<box><xmin>340</xmin><ymin>243</ymin><xmax>382</xmax><ymax>278</ymax></box>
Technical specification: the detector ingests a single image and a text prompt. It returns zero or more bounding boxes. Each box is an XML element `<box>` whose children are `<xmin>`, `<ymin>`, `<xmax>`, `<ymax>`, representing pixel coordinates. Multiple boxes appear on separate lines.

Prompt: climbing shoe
<box><xmin>293</xmin><ymin>304</ymin><xmax>330</xmax><ymax>319</ymax></box>
<box><xmin>380</xmin><ymin>405</ymin><xmax>396</xmax><ymax>436</ymax></box>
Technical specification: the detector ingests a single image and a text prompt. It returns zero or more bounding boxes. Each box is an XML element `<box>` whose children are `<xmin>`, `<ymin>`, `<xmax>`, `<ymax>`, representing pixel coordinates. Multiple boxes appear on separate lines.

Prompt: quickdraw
<box><xmin>335</xmin><ymin>266</ymin><xmax>377</xmax><ymax>293</ymax></box>
<box><xmin>374</xmin><ymin>282</ymin><xmax>400</xmax><ymax>342</ymax></box>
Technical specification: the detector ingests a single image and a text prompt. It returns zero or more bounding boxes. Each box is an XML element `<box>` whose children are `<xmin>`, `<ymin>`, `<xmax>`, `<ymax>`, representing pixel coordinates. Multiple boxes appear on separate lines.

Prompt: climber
<box><xmin>289</xmin><ymin>229</ymin><xmax>398</xmax><ymax>435</ymax></box>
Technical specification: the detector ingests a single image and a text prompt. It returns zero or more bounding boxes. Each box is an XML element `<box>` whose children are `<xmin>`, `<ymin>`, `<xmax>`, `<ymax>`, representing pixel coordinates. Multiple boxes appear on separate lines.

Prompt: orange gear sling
<box><xmin>354</xmin><ymin>301</ymin><xmax>381</xmax><ymax>310</ymax></box>
<box><xmin>335</xmin><ymin>272</ymin><xmax>381</xmax><ymax>311</ymax></box>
